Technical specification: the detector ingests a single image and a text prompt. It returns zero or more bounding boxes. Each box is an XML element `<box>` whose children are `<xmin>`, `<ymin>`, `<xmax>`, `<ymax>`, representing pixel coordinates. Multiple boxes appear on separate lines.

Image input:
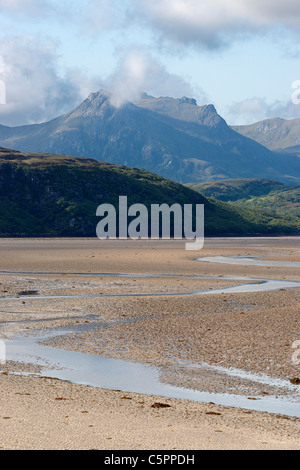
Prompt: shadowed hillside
<box><xmin>0</xmin><ymin>148</ymin><xmax>299</xmax><ymax>237</ymax></box>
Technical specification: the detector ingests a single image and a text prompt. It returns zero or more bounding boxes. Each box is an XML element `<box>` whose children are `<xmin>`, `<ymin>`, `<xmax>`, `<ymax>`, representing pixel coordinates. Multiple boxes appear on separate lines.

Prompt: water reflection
<box><xmin>5</xmin><ymin>331</ymin><xmax>300</xmax><ymax>418</ymax></box>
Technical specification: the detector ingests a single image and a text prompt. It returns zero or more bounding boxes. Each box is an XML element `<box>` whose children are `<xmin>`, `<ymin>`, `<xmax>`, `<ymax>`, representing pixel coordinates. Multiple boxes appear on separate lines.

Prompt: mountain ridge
<box><xmin>0</xmin><ymin>90</ymin><xmax>300</xmax><ymax>185</ymax></box>
<box><xmin>232</xmin><ymin>117</ymin><xmax>300</xmax><ymax>156</ymax></box>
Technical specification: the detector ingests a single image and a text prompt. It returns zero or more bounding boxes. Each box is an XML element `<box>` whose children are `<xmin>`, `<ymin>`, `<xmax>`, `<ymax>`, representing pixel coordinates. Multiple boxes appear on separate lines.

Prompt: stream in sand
<box><xmin>2</xmin><ymin>255</ymin><xmax>300</xmax><ymax>417</ymax></box>
<box><xmin>5</xmin><ymin>329</ymin><xmax>300</xmax><ymax>418</ymax></box>
<box><xmin>0</xmin><ymin>273</ymin><xmax>299</xmax><ymax>300</ymax></box>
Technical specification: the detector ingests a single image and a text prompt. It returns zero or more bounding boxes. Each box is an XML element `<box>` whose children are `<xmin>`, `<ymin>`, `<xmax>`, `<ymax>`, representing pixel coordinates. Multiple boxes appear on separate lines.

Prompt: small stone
<box><xmin>151</xmin><ymin>402</ymin><xmax>171</xmax><ymax>409</ymax></box>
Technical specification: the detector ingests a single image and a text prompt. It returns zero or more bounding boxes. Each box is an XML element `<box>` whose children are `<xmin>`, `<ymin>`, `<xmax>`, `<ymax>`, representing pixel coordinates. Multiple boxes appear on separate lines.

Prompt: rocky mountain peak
<box><xmin>73</xmin><ymin>90</ymin><xmax>112</xmax><ymax>116</ymax></box>
<box><xmin>0</xmin><ymin>90</ymin><xmax>299</xmax><ymax>186</ymax></box>
<box><xmin>195</xmin><ymin>104</ymin><xmax>226</xmax><ymax>128</ymax></box>
<box><xmin>179</xmin><ymin>96</ymin><xmax>197</xmax><ymax>106</ymax></box>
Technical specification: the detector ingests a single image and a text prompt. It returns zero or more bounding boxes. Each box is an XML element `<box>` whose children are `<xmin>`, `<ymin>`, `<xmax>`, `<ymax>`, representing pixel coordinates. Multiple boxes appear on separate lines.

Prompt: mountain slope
<box><xmin>187</xmin><ymin>178</ymin><xmax>300</xmax><ymax>219</ymax></box>
<box><xmin>0</xmin><ymin>91</ymin><xmax>299</xmax><ymax>185</ymax></box>
<box><xmin>0</xmin><ymin>147</ymin><xmax>299</xmax><ymax>236</ymax></box>
<box><xmin>232</xmin><ymin>118</ymin><xmax>300</xmax><ymax>156</ymax></box>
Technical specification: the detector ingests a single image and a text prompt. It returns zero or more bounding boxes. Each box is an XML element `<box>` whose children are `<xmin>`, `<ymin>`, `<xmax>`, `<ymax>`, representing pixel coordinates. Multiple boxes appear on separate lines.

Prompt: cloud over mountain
<box><xmin>106</xmin><ymin>48</ymin><xmax>198</xmax><ymax>107</ymax></box>
<box><xmin>0</xmin><ymin>36</ymin><xmax>102</xmax><ymax>126</ymax></box>
<box><xmin>228</xmin><ymin>95</ymin><xmax>300</xmax><ymax>125</ymax></box>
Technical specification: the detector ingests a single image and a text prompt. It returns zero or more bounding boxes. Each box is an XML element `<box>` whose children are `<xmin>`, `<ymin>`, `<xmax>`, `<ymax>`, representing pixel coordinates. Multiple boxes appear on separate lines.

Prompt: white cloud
<box><xmin>105</xmin><ymin>48</ymin><xmax>198</xmax><ymax>107</ymax></box>
<box><xmin>0</xmin><ymin>36</ymin><xmax>204</xmax><ymax>126</ymax></box>
<box><xmin>228</xmin><ymin>95</ymin><xmax>300</xmax><ymax>124</ymax></box>
<box><xmin>3</xmin><ymin>1</ymin><xmax>300</xmax><ymax>48</ymax></box>
<box><xmin>132</xmin><ymin>0</ymin><xmax>300</xmax><ymax>48</ymax></box>
<box><xmin>0</xmin><ymin>37</ymin><xmax>102</xmax><ymax>126</ymax></box>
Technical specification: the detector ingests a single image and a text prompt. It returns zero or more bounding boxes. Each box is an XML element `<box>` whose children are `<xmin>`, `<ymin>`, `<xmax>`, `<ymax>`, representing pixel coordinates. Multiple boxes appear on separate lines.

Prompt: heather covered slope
<box><xmin>0</xmin><ymin>148</ymin><xmax>299</xmax><ymax>236</ymax></box>
<box><xmin>187</xmin><ymin>178</ymin><xmax>300</xmax><ymax>220</ymax></box>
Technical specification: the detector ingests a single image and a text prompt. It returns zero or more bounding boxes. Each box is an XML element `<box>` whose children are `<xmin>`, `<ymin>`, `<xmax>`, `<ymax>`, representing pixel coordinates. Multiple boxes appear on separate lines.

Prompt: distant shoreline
<box><xmin>0</xmin><ymin>234</ymin><xmax>299</xmax><ymax>239</ymax></box>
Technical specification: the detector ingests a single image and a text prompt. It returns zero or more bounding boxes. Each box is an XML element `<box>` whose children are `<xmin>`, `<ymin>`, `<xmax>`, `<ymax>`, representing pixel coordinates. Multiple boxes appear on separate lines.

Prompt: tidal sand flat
<box><xmin>0</xmin><ymin>237</ymin><xmax>299</xmax><ymax>450</ymax></box>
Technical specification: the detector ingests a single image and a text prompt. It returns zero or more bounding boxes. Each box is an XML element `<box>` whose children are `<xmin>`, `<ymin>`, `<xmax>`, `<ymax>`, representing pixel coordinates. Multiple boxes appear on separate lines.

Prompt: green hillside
<box><xmin>186</xmin><ymin>178</ymin><xmax>300</xmax><ymax>220</ymax></box>
<box><xmin>0</xmin><ymin>148</ymin><xmax>299</xmax><ymax>237</ymax></box>
<box><xmin>186</xmin><ymin>179</ymin><xmax>285</xmax><ymax>201</ymax></box>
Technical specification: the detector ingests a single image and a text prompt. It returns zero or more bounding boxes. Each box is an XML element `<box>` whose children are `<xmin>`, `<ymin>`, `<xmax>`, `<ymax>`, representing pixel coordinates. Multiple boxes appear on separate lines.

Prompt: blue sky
<box><xmin>1</xmin><ymin>0</ymin><xmax>300</xmax><ymax>126</ymax></box>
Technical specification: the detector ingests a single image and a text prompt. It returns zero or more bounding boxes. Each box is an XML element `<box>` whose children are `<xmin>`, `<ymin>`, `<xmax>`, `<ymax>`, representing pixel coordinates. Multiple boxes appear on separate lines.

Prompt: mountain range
<box><xmin>0</xmin><ymin>91</ymin><xmax>300</xmax><ymax>185</ymax></box>
<box><xmin>232</xmin><ymin>117</ymin><xmax>300</xmax><ymax>158</ymax></box>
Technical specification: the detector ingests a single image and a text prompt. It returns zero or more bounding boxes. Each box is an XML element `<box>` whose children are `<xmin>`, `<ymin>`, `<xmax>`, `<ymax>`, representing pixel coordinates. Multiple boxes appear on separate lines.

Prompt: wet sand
<box><xmin>0</xmin><ymin>237</ymin><xmax>299</xmax><ymax>450</ymax></box>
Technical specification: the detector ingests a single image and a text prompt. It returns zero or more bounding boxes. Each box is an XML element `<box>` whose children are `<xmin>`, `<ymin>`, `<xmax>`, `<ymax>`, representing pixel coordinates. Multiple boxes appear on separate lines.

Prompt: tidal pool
<box><xmin>4</xmin><ymin>330</ymin><xmax>300</xmax><ymax>418</ymax></box>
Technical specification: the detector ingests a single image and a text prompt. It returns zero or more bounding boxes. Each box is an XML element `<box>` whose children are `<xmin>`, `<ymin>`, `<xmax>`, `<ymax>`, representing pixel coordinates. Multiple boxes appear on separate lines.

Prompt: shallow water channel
<box><xmin>5</xmin><ymin>329</ymin><xmax>300</xmax><ymax>418</ymax></box>
<box><xmin>2</xmin><ymin>255</ymin><xmax>300</xmax><ymax>418</ymax></box>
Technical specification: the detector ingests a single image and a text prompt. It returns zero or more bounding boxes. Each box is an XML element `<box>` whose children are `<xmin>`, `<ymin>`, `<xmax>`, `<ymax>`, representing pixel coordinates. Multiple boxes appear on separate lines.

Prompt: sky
<box><xmin>1</xmin><ymin>0</ymin><xmax>300</xmax><ymax>126</ymax></box>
